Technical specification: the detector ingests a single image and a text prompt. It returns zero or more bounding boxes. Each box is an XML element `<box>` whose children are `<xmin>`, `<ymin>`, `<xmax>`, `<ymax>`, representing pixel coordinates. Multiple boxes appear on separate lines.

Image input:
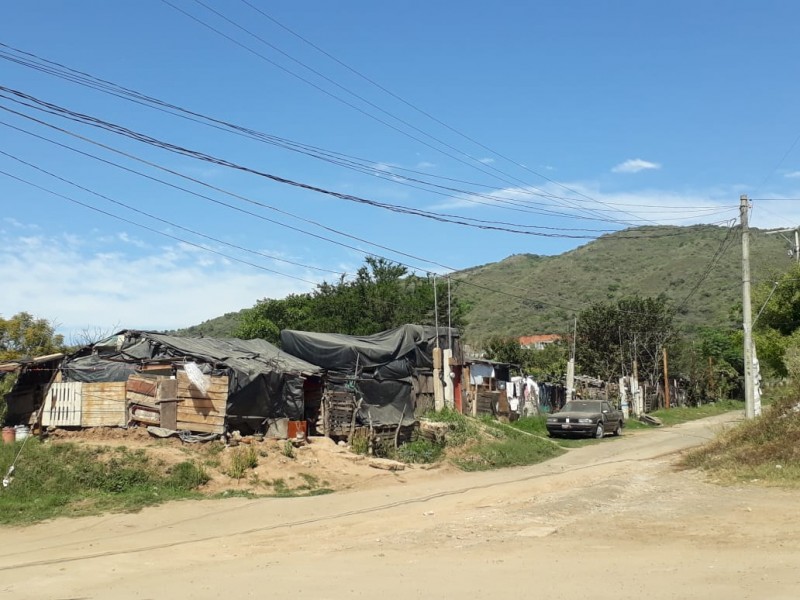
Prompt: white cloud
<box><xmin>478</xmin><ymin>157</ymin><xmax>495</xmax><ymax>164</ymax></box>
<box><xmin>784</xmin><ymin>171</ymin><xmax>800</xmax><ymax>179</ymax></box>
<box><xmin>427</xmin><ymin>181</ymin><xmax>778</xmax><ymax>228</ymax></box>
<box><xmin>416</xmin><ymin>161</ymin><xmax>436</xmax><ymax>169</ymax></box>
<box><xmin>0</xmin><ymin>231</ymin><xmax>319</xmax><ymax>342</ymax></box>
<box><xmin>612</xmin><ymin>158</ymin><xmax>662</xmax><ymax>174</ymax></box>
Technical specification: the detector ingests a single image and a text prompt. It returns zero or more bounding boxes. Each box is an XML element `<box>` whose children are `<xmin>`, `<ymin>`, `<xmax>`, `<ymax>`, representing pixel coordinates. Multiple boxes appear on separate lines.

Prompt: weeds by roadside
<box><xmin>681</xmin><ymin>394</ymin><xmax>800</xmax><ymax>486</ymax></box>
<box><xmin>0</xmin><ymin>440</ymin><xmax>208</xmax><ymax>524</ymax></box>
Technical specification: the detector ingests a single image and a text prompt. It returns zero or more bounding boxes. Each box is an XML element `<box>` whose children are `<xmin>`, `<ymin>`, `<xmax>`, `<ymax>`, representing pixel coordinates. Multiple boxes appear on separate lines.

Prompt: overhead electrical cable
<box><xmin>0</xmin><ymin>117</ymin><xmax>440</xmax><ymax>273</ymax></box>
<box><xmin>236</xmin><ymin>0</ymin><xmax>645</xmax><ymax>215</ymax></box>
<box><xmin>0</xmin><ymin>149</ymin><xmax>345</xmax><ymax>277</ymax></box>
<box><xmin>162</xmin><ymin>0</ymin><xmax>646</xmax><ymax>227</ymax></box>
<box><xmin>0</xmin><ymin>86</ymin><xmax>604</xmax><ymax>239</ymax></box>
<box><xmin>674</xmin><ymin>220</ymin><xmax>740</xmax><ymax>314</ymax></box>
<box><xmin>0</xmin><ymin>43</ymin><xmax>729</xmax><ymax>226</ymax></box>
<box><xmin>0</xmin><ymin>168</ymin><xmax>322</xmax><ymax>286</ymax></box>
<box><xmin>0</xmin><ymin>43</ymin><xmax>605</xmax><ymax>215</ymax></box>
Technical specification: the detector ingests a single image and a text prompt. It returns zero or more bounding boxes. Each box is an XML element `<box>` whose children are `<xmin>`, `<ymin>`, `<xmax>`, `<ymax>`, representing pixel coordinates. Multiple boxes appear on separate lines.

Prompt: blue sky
<box><xmin>2</xmin><ymin>1</ymin><xmax>800</xmax><ymax>340</ymax></box>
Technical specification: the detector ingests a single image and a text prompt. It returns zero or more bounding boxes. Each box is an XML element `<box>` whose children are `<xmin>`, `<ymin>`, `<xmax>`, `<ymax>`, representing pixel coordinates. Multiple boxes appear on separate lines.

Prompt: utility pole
<box><xmin>565</xmin><ymin>317</ymin><xmax>577</xmax><ymax>401</ymax></box>
<box><xmin>662</xmin><ymin>347</ymin><xmax>670</xmax><ymax>409</ymax></box>
<box><xmin>741</xmin><ymin>195</ymin><xmax>755</xmax><ymax>419</ymax></box>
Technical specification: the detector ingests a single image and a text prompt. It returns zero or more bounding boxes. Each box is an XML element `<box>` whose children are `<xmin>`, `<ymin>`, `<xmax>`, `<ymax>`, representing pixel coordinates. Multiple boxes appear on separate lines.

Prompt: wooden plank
<box><xmin>177</xmin><ymin>386</ymin><xmax>228</xmax><ymax>398</ymax></box>
<box><xmin>178</xmin><ymin>408</ymin><xmax>225</xmax><ymax>424</ymax></box>
<box><xmin>157</xmin><ymin>380</ymin><xmax>178</xmax><ymax>430</ymax></box>
<box><xmin>176</xmin><ymin>421</ymin><xmax>224</xmax><ymax>434</ymax></box>
<box><xmin>126</xmin><ymin>376</ymin><xmax>157</xmax><ymax>397</ymax></box>
<box><xmin>126</xmin><ymin>391</ymin><xmax>158</xmax><ymax>409</ymax></box>
<box><xmin>81</xmin><ymin>382</ymin><xmax>127</xmax><ymax>427</ymax></box>
<box><xmin>177</xmin><ymin>398</ymin><xmax>227</xmax><ymax>411</ymax></box>
<box><xmin>176</xmin><ymin>371</ymin><xmax>229</xmax><ymax>393</ymax></box>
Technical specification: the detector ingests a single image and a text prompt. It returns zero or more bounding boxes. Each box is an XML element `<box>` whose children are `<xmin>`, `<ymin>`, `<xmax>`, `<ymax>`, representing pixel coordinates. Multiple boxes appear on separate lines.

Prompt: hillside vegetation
<box><xmin>454</xmin><ymin>224</ymin><xmax>789</xmax><ymax>342</ymax></box>
<box><xmin>180</xmin><ymin>225</ymin><xmax>791</xmax><ymax>343</ymax></box>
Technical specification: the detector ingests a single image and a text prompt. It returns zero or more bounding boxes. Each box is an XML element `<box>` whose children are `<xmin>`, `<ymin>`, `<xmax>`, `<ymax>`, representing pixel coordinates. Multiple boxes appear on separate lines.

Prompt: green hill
<box><xmin>179</xmin><ymin>225</ymin><xmax>792</xmax><ymax>343</ymax></box>
<box><xmin>454</xmin><ymin>224</ymin><xmax>790</xmax><ymax>342</ymax></box>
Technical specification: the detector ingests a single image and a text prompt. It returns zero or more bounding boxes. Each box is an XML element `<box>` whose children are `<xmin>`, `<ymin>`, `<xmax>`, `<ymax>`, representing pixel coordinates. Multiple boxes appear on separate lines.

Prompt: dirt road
<box><xmin>2</xmin><ymin>412</ymin><xmax>798</xmax><ymax>600</ymax></box>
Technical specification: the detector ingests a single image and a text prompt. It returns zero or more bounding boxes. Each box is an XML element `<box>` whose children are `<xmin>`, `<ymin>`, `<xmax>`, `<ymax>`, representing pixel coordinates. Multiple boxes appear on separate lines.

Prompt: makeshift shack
<box><xmin>280</xmin><ymin>324</ymin><xmax>459</xmax><ymax>439</ymax></box>
<box><xmin>4</xmin><ymin>331</ymin><xmax>322</xmax><ymax>437</ymax></box>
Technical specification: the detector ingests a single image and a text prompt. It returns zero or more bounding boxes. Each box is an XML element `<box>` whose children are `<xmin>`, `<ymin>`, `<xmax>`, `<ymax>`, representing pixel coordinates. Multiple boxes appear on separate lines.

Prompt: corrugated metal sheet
<box><xmin>42</xmin><ymin>382</ymin><xmax>82</xmax><ymax>427</ymax></box>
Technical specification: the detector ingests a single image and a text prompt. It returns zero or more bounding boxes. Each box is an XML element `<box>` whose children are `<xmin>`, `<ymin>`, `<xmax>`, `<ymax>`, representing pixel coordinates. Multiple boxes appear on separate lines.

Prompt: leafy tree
<box><xmin>526</xmin><ymin>341</ymin><xmax>569</xmax><ymax>381</ymax></box>
<box><xmin>482</xmin><ymin>336</ymin><xmax>524</xmax><ymax>366</ymax></box>
<box><xmin>0</xmin><ymin>312</ymin><xmax>65</xmax><ymax>361</ymax></box>
<box><xmin>750</xmin><ymin>263</ymin><xmax>800</xmax><ymax>377</ymax></box>
<box><xmin>576</xmin><ymin>295</ymin><xmax>676</xmax><ymax>385</ymax></box>
<box><xmin>481</xmin><ymin>337</ymin><xmax>569</xmax><ymax>381</ymax></box>
<box><xmin>236</xmin><ymin>257</ymin><xmax>467</xmax><ymax>340</ymax></box>
<box><xmin>0</xmin><ymin>312</ymin><xmax>65</xmax><ymax>422</ymax></box>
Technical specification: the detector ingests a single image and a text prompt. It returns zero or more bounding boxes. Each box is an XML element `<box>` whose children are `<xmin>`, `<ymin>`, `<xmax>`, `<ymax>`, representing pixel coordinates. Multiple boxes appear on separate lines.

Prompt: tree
<box><xmin>576</xmin><ymin>295</ymin><xmax>676</xmax><ymax>385</ymax></box>
<box><xmin>0</xmin><ymin>312</ymin><xmax>65</xmax><ymax>362</ymax></box>
<box><xmin>482</xmin><ymin>336</ymin><xmax>525</xmax><ymax>366</ymax></box>
<box><xmin>236</xmin><ymin>257</ymin><xmax>467</xmax><ymax>340</ymax></box>
<box><xmin>481</xmin><ymin>337</ymin><xmax>569</xmax><ymax>381</ymax></box>
<box><xmin>0</xmin><ymin>312</ymin><xmax>66</xmax><ymax>422</ymax></box>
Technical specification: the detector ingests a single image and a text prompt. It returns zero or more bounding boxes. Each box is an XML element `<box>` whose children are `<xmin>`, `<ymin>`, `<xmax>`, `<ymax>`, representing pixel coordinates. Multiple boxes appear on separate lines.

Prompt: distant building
<box><xmin>519</xmin><ymin>334</ymin><xmax>562</xmax><ymax>350</ymax></box>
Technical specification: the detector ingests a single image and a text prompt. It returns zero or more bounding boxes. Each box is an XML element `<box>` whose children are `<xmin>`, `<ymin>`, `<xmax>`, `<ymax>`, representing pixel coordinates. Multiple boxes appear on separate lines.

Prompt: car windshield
<box><xmin>561</xmin><ymin>401</ymin><xmax>602</xmax><ymax>413</ymax></box>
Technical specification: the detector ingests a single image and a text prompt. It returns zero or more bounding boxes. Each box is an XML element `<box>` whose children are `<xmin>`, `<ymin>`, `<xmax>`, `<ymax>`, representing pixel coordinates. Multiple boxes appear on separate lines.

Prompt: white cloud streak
<box><xmin>612</xmin><ymin>158</ymin><xmax>662</xmax><ymax>174</ymax></box>
<box><xmin>0</xmin><ymin>231</ymin><xmax>319</xmax><ymax>341</ymax></box>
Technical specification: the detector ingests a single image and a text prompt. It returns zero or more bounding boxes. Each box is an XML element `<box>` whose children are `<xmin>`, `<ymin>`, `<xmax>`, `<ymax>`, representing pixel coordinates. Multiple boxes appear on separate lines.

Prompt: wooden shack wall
<box><xmin>81</xmin><ymin>382</ymin><xmax>127</xmax><ymax>427</ymax></box>
<box><xmin>176</xmin><ymin>370</ymin><xmax>228</xmax><ymax>434</ymax></box>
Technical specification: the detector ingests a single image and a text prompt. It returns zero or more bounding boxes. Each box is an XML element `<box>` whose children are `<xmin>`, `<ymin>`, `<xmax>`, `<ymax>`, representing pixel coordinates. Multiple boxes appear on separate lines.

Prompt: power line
<box><xmin>0</xmin><ymin>86</ymin><xmax>608</xmax><ymax>239</ymax></box>
<box><xmin>0</xmin><ymin>43</ymin><xmax>733</xmax><ymax>227</ymax></box>
<box><xmin>0</xmin><ymin>43</ymin><xmax>606</xmax><ymax>215</ymax></box>
<box><xmin>0</xmin><ymin>168</ymin><xmax>321</xmax><ymax>286</ymax></box>
<box><xmin>162</xmin><ymin>0</ymin><xmax>650</xmax><ymax>227</ymax></box>
<box><xmin>0</xmin><ymin>149</ymin><xmax>345</xmax><ymax>276</ymax></box>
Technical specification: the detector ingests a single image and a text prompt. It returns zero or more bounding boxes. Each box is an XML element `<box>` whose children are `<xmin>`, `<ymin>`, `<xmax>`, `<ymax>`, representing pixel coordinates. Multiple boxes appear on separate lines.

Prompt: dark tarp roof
<box><xmin>280</xmin><ymin>324</ymin><xmax>459</xmax><ymax>427</ymax></box>
<box><xmin>61</xmin><ymin>331</ymin><xmax>322</xmax><ymax>426</ymax></box>
<box><xmin>280</xmin><ymin>324</ymin><xmax>457</xmax><ymax>376</ymax></box>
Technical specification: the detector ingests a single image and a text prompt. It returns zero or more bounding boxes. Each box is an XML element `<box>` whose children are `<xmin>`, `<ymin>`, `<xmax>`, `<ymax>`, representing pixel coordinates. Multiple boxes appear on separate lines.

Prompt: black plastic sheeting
<box><xmin>280</xmin><ymin>324</ymin><xmax>457</xmax><ymax>375</ymax></box>
<box><xmin>60</xmin><ymin>331</ymin><xmax>321</xmax><ymax>426</ymax></box>
<box><xmin>62</xmin><ymin>354</ymin><xmax>138</xmax><ymax>383</ymax></box>
<box><xmin>281</xmin><ymin>325</ymin><xmax>458</xmax><ymax>427</ymax></box>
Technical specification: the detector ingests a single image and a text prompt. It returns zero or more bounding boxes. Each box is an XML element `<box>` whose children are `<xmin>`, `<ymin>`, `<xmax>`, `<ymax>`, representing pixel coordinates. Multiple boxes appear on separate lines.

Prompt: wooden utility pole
<box><xmin>662</xmin><ymin>347</ymin><xmax>670</xmax><ymax>409</ymax></box>
<box><xmin>741</xmin><ymin>195</ymin><xmax>755</xmax><ymax>419</ymax></box>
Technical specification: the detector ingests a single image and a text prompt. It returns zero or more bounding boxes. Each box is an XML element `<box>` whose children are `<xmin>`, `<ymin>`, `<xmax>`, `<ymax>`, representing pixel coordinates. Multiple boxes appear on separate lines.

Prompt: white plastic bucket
<box><xmin>14</xmin><ymin>425</ymin><xmax>30</xmax><ymax>441</ymax></box>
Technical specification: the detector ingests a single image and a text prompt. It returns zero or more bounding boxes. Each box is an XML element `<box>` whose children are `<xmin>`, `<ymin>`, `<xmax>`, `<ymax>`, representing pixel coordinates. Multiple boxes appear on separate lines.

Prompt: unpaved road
<box><xmin>2</xmin><ymin>412</ymin><xmax>798</xmax><ymax>600</ymax></box>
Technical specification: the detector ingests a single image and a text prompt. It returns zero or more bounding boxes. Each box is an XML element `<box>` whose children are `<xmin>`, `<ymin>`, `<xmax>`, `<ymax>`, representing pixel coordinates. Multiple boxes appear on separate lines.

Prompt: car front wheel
<box><xmin>613</xmin><ymin>421</ymin><xmax>623</xmax><ymax>436</ymax></box>
<box><xmin>593</xmin><ymin>422</ymin><xmax>604</xmax><ymax>439</ymax></box>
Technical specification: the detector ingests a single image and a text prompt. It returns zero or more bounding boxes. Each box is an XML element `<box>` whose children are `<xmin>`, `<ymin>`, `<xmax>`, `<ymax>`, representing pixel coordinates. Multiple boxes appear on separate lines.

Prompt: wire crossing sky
<box><xmin>1</xmin><ymin>1</ymin><xmax>799</xmax><ymax>338</ymax></box>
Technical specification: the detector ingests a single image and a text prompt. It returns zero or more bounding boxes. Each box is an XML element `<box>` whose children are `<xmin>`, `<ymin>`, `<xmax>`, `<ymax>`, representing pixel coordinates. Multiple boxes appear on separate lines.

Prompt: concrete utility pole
<box><xmin>741</xmin><ymin>195</ymin><xmax>755</xmax><ymax>419</ymax></box>
<box><xmin>662</xmin><ymin>347</ymin><xmax>670</xmax><ymax>409</ymax></box>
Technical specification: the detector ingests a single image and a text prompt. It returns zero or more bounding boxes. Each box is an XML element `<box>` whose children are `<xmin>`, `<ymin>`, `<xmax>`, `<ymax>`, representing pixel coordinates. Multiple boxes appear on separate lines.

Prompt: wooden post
<box><xmin>157</xmin><ymin>379</ymin><xmax>179</xmax><ymax>430</ymax></box>
<box><xmin>663</xmin><ymin>347</ymin><xmax>670</xmax><ymax>409</ymax></box>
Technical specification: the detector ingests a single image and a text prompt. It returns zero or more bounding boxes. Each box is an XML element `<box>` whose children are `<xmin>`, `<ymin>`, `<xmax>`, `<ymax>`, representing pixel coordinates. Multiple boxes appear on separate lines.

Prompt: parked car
<box><xmin>545</xmin><ymin>400</ymin><xmax>624</xmax><ymax>438</ymax></box>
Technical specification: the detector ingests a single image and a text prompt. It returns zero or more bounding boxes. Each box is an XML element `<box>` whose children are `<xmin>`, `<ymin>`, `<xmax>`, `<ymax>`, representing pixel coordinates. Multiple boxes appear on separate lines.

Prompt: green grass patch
<box><xmin>648</xmin><ymin>399</ymin><xmax>744</xmax><ymax>426</ymax></box>
<box><xmin>0</xmin><ymin>440</ymin><xmax>207</xmax><ymax>525</ymax></box>
<box><xmin>432</xmin><ymin>412</ymin><xmax>566</xmax><ymax>470</ymax></box>
<box><xmin>682</xmin><ymin>394</ymin><xmax>800</xmax><ymax>486</ymax></box>
<box><xmin>226</xmin><ymin>445</ymin><xmax>258</xmax><ymax>480</ymax></box>
<box><xmin>395</xmin><ymin>437</ymin><xmax>443</xmax><ymax>464</ymax></box>
<box><xmin>454</xmin><ymin>433</ymin><xmax>564</xmax><ymax>471</ymax></box>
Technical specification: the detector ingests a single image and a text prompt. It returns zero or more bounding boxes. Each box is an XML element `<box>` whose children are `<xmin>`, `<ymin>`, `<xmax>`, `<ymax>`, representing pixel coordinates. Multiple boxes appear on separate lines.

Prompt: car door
<box><xmin>600</xmin><ymin>402</ymin><xmax>613</xmax><ymax>429</ymax></box>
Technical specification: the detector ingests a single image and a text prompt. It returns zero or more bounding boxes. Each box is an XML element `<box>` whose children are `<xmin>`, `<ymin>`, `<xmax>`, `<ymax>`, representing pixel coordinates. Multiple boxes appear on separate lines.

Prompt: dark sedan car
<box><xmin>546</xmin><ymin>400</ymin><xmax>624</xmax><ymax>438</ymax></box>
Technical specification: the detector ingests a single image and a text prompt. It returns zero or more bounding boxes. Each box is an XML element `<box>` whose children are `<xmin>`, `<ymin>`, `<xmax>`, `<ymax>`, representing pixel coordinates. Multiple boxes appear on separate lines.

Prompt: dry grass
<box><xmin>682</xmin><ymin>393</ymin><xmax>800</xmax><ymax>486</ymax></box>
